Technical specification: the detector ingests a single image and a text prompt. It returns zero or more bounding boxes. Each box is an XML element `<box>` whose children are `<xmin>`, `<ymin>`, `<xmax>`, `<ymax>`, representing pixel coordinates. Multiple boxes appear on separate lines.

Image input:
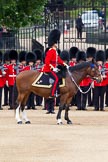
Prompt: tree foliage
<box><xmin>0</xmin><ymin>0</ymin><xmax>47</xmax><ymax>28</ymax></box>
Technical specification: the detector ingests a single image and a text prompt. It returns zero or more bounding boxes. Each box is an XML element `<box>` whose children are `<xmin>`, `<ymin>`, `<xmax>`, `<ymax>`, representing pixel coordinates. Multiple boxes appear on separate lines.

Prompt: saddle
<box><xmin>32</xmin><ymin>65</ymin><xmax>67</xmax><ymax>88</ymax></box>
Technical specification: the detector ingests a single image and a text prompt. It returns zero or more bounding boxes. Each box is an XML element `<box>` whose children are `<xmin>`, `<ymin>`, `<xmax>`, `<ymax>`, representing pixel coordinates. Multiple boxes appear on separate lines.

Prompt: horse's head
<box><xmin>87</xmin><ymin>59</ymin><xmax>102</xmax><ymax>83</ymax></box>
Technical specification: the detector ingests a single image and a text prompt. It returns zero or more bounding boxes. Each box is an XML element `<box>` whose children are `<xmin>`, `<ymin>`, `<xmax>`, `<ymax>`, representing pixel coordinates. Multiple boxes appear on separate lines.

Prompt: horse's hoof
<box><xmin>25</xmin><ymin>121</ymin><xmax>31</xmax><ymax>124</ymax></box>
<box><xmin>57</xmin><ymin>119</ymin><xmax>63</xmax><ymax>125</ymax></box>
<box><xmin>57</xmin><ymin>122</ymin><xmax>63</xmax><ymax>125</ymax></box>
<box><xmin>67</xmin><ymin>120</ymin><xmax>72</xmax><ymax>124</ymax></box>
<box><xmin>17</xmin><ymin>121</ymin><xmax>22</xmax><ymax>124</ymax></box>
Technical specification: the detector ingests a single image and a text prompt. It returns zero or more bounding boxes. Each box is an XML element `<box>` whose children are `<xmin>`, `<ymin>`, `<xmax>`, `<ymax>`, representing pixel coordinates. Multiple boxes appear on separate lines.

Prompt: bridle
<box><xmin>67</xmin><ymin>68</ymin><xmax>93</xmax><ymax>94</ymax></box>
<box><xmin>67</xmin><ymin>63</ymin><xmax>101</xmax><ymax>94</ymax></box>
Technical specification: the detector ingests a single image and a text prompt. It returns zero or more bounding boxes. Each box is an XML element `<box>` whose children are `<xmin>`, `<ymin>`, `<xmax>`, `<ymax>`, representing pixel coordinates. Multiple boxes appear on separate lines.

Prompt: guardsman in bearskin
<box><xmin>41</xmin><ymin>29</ymin><xmax>68</xmax><ymax>98</ymax></box>
<box><xmin>94</xmin><ymin>50</ymin><xmax>106</xmax><ymax>111</ymax></box>
<box><xmin>7</xmin><ymin>50</ymin><xmax>18</xmax><ymax>110</ymax></box>
<box><xmin>69</xmin><ymin>46</ymin><xmax>79</xmax><ymax>106</ymax></box>
<box><xmin>69</xmin><ymin>46</ymin><xmax>79</xmax><ymax>67</ymax></box>
<box><xmin>0</xmin><ymin>51</ymin><xmax>6</xmax><ymax>110</ymax></box>
<box><xmin>24</xmin><ymin>52</ymin><xmax>36</xmax><ymax>110</ymax></box>
<box><xmin>105</xmin><ymin>49</ymin><xmax>108</xmax><ymax>107</ymax></box>
<box><xmin>76</xmin><ymin>51</ymin><xmax>90</xmax><ymax>110</ymax></box>
<box><xmin>33</xmin><ymin>49</ymin><xmax>43</xmax><ymax>106</ymax></box>
<box><xmin>2</xmin><ymin>50</ymin><xmax>10</xmax><ymax>106</ymax></box>
<box><xmin>18</xmin><ymin>51</ymin><xmax>27</xmax><ymax>72</ymax></box>
<box><xmin>86</xmin><ymin>47</ymin><xmax>96</xmax><ymax>107</ymax></box>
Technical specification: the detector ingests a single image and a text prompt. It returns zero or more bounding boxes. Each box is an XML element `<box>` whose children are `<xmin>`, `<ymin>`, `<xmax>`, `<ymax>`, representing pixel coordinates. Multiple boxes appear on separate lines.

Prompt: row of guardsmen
<box><xmin>0</xmin><ymin>49</ymin><xmax>43</xmax><ymax>110</ymax></box>
<box><xmin>0</xmin><ymin>47</ymin><xmax>108</xmax><ymax>112</ymax></box>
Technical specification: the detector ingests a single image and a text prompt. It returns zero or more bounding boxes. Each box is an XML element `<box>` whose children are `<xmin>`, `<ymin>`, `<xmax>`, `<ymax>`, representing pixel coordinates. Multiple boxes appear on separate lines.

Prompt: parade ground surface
<box><xmin>1</xmin><ymin>106</ymin><xmax>108</xmax><ymax>162</ymax></box>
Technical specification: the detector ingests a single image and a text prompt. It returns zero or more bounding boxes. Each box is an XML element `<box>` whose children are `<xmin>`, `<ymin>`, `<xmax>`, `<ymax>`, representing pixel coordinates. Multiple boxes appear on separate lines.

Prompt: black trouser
<box><xmin>105</xmin><ymin>85</ymin><xmax>108</xmax><ymax>106</ymax></box>
<box><xmin>87</xmin><ymin>87</ymin><xmax>94</xmax><ymax>106</ymax></box>
<box><xmin>3</xmin><ymin>84</ymin><xmax>9</xmax><ymax>105</ymax></box>
<box><xmin>0</xmin><ymin>87</ymin><xmax>3</xmax><ymax>108</ymax></box>
<box><xmin>76</xmin><ymin>86</ymin><xmax>88</xmax><ymax>110</ymax></box>
<box><xmin>35</xmin><ymin>95</ymin><xmax>43</xmax><ymax>106</ymax></box>
<box><xmin>77</xmin><ymin>27</ymin><xmax>82</xmax><ymax>39</ymax></box>
<box><xmin>94</xmin><ymin>86</ymin><xmax>106</xmax><ymax>110</ymax></box>
<box><xmin>45</xmin><ymin>98</ymin><xmax>54</xmax><ymax>112</ymax></box>
<box><xmin>27</xmin><ymin>92</ymin><xmax>35</xmax><ymax>108</ymax></box>
<box><xmin>9</xmin><ymin>86</ymin><xmax>14</xmax><ymax>108</ymax></box>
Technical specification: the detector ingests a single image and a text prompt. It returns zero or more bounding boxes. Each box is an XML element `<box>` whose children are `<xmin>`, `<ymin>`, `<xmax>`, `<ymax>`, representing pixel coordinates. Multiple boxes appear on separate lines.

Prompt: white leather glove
<box><xmin>53</xmin><ymin>67</ymin><xmax>59</xmax><ymax>73</ymax></box>
<box><xmin>2</xmin><ymin>71</ymin><xmax>6</xmax><ymax>75</ymax></box>
<box><xmin>63</xmin><ymin>63</ymin><xmax>69</xmax><ymax>69</ymax></box>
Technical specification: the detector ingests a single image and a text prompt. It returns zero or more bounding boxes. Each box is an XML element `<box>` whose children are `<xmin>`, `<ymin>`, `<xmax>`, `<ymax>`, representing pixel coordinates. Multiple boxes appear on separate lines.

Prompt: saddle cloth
<box><xmin>32</xmin><ymin>72</ymin><xmax>65</xmax><ymax>88</ymax></box>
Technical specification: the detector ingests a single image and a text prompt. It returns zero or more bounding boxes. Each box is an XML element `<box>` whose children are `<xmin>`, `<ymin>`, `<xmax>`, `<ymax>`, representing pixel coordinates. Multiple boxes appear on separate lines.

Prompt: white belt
<box><xmin>9</xmin><ymin>75</ymin><xmax>16</xmax><ymax>77</ymax></box>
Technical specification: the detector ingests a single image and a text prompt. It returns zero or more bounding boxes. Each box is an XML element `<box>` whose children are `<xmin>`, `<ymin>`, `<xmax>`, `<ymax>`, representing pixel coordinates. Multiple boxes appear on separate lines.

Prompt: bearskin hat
<box><xmin>9</xmin><ymin>50</ymin><xmax>18</xmax><ymax>61</ymax></box>
<box><xmin>3</xmin><ymin>50</ymin><xmax>10</xmax><ymax>62</ymax></box>
<box><xmin>0</xmin><ymin>51</ymin><xmax>2</xmax><ymax>62</ymax></box>
<box><xmin>26</xmin><ymin>52</ymin><xmax>36</xmax><ymax>63</ymax></box>
<box><xmin>69</xmin><ymin>46</ymin><xmax>79</xmax><ymax>59</ymax></box>
<box><xmin>86</xmin><ymin>47</ymin><xmax>96</xmax><ymax>58</ymax></box>
<box><xmin>33</xmin><ymin>49</ymin><xmax>42</xmax><ymax>61</ymax></box>
<box><xmin>105</xmin><ymin>49</ymin><xmax>108</xmax><ymax>60</ymax></box>
<box><xmin>19</xmin><ymin>51</ymin><xmax>27</xmax><ymax>62</ymax></box>
<box><xmin>60</xmin><ymin>50</ymin><xmax>69</xmax><ymax>62</ymax></box>
<box><xmin>95</xmin><ymin>50</ymin><xmax>105</xmax><ymax>62</ymax></box>
<box><xmin>48</xmin><ymin>29</ymin><xmax>61</xmax><ymax>47</ymax></box>
<box><xmin>76</xmin><ymin>51</ymin><xmax>86</xmax><ymax>62</ymax></box>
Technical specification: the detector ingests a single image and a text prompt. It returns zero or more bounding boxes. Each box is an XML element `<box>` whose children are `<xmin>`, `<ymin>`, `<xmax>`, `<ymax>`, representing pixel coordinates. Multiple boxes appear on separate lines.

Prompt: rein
<box><xmin>67</xmin><ymin>68</ymin><xmax>93</xmax><ymax>94</ymax></box>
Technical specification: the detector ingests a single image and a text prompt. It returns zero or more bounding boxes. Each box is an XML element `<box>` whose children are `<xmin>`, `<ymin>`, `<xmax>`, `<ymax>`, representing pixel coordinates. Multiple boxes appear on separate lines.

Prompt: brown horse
<box><xmin>14</xmin><ymin>59</ymin><xmax>102</xmax><ymax>124</ymax></box>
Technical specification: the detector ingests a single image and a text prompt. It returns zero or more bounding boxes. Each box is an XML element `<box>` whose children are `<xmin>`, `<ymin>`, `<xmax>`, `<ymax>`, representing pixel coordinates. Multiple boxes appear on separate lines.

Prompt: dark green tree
<box><xmin>0</xmin><ymin>0</ymin><xmax>47</xmax><ymax>28</ymax></box>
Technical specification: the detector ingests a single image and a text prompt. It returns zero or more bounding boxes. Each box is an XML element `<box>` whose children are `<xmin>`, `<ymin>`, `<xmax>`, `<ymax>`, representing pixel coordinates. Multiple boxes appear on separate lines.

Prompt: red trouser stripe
<box><xmin>51</xmin><ymin>71</ymin><xmax>58</xmax><ymax>96</ymax></box>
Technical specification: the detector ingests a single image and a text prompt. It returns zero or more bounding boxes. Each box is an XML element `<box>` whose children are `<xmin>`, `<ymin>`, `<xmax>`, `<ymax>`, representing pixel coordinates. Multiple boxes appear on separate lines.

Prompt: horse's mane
<box><xmin>69</xmin><ymin>61</ymin><xmax>92</xmax><ymax>72</ymax></box>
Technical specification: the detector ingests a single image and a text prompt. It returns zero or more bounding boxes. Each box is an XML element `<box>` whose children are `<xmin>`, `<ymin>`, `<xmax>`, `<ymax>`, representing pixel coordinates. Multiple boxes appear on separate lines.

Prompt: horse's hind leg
<box><xmin>15</xmin><ymin>93</ymin><xmax>28</xmax><ymax>124</ymax></box>
<box><xmin>21</xmin><ymin>93</ymin><xmax>31</xmax><ymax>124</ymax></box>
<box><xmin>15</xmin><ymin>104</ymin><xmax>22</xmax><ymax>124</ymax></box>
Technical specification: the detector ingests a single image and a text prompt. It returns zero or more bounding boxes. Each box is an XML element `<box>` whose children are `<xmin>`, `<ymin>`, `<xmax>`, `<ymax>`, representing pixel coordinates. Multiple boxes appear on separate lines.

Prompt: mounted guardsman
<box><xmin>24</xmin><ymin>52</ymin><xmax>37</xmax><ymax>110</ymax></box>
<box><xmin>2</xmin><ymin>50</ymin><xmax>10</xmax><ymax>107</ymax></box>
<box><xmin>18</xmin><ymin>51</ymin><xmax>27</xmax><ymax>72</ymax></box>
<box><xmin>0</xmin><ymin>51</ymin><xmax>7</xmax><ymax>110</ymax></box>
<box><xmin>86</xmin><ymin>47</ymin><xmax>96</xmax><ymax>107</ymax></box>
<box><xmin>94</xmin><ymin>50</ymin><xmax>106</xmax><ymax>111</ymax></box>
<box><xmin>7</xmin><ymin>49</ymin><xmax>18</xmax><ymax>110</ymax></box>
<box><xmin>41</xmin><ymin>29</ymin><xmax>68</xmax><ymax>98</ymax></box>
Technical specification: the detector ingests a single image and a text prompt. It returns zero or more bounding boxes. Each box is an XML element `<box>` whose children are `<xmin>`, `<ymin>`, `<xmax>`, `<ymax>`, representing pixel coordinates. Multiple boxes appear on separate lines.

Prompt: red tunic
<box><xmin>7</xmin><ymin>64</ymin><xmax>17</xmax><ymax>86</ymax></box>
<box><xmin>80</xmin><ymin>76</ymin><xmax>91</xmax><ymax>86</ymax></box>
<box><xmin>69</xmin><ymin>61</ymin><xmax>76</xmax><ymax>67</ymax></box>
<box><xmin>94</xmin><ymin>65</ymin><xmax>107</xmax><ymax>87</ymax></box>
<box><xmin>0</xmin><ymin>70</ymin><xmax>5</xmax><ymax>87</ymax></box>
<box><xmin>104</xmin><ymin>62</ymin><xmax>108</xmax><ymax>85</ymax></box>
<box><xmin>41</xmin><ymin>48</ymin><xmax>64</xmax><ymax>72</ymax></box>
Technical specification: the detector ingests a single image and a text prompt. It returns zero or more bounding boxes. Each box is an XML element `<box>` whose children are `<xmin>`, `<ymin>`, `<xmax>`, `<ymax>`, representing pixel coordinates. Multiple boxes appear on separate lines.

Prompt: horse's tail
<box><xmin>12</xmin><ymin>81</ymin><xmax>18</xmax><ymax>110</ymax></box>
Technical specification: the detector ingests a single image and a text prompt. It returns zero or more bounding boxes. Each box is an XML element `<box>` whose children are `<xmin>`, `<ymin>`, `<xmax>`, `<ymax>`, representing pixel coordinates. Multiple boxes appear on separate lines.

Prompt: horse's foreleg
<box><xmin>15</xmin><ymin>104</ymin><xmax>22</xmax><ymax>124</ymax></box>
<box><xmin>64</xmin><ymin>104</ymin><xmax>72</xmax><ymax>124</ymax></box>
<box><xmin>56</xmin><ymin>104</ymin><xmax>65</xmax><ymax>124</ymax></box>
